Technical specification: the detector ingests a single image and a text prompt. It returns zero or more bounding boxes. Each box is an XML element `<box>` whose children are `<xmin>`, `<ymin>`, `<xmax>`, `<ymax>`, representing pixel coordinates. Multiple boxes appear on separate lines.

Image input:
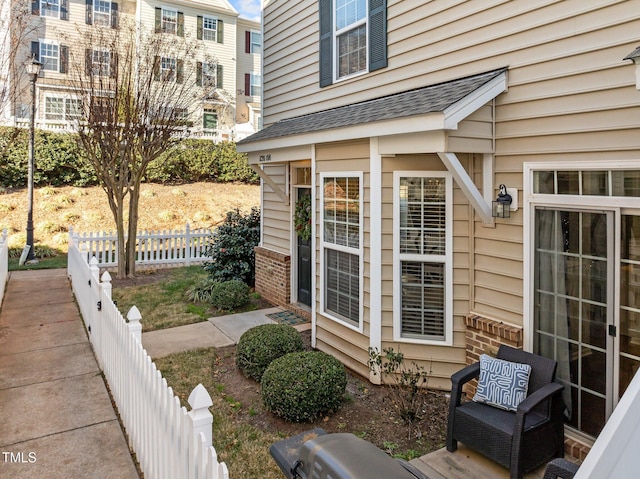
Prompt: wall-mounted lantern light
<box><xmin>492</xmin><ymin>184</ymin><xmax>513</xmax><ymax>219</ymax></box>
<box><xmin>624</xmin><ymin>46</ymin><xmax>640</xmax><ymax>90</ymax></box>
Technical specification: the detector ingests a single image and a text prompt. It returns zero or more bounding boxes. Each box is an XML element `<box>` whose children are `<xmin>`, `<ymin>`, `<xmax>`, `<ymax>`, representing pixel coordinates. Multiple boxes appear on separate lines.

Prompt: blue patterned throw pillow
<box><xmin>472</xmin><ymin>354</ymin><xmax>531</xmax><ymax>412</ymax></box>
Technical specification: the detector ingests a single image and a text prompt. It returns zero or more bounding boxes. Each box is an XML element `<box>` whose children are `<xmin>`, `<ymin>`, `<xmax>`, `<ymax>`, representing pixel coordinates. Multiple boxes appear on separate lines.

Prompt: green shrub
<box><xmin>210</xmin><ymin>280</ymin><xmax>250</xmax><ymax>310</ymax></box>
<box><xmin>203</xmin><ymin>207</ymin><xmax>260</xmax><ymax>286</ymax></box>
<box><xmin>261</xmin><ymin>351</ymin><xmax>347</xmax><ymax>422</ymax></box>
<box><xmin>185</xmin><ymin>277</ymin><xmax>218</xmax><ymax>303</ymax></box>
<box><xmin>236</xmin><ymin>324</ymin><xmax>305</xmax><ymax>381</ymax></box>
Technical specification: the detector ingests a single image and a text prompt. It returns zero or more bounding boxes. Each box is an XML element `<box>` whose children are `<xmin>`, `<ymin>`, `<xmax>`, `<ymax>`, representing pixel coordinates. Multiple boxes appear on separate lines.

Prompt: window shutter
<box><xmin>177</xmin><ymin>12</ymin><xmax>184</xmax><ymax>37</ymax></box>
<box><xmin>197</xmin><ymin>16</ymin><xmax>203</xmax><ymax>40</ymax></box>
<box><xmin>86</xmin><ymin>0</ymin><xmax>93</xmax><ymax>24</ymax></box>
<box><xmin>216</xmin><ymin>64</ymin><xmax>223</xmax><ymax>89</ymax></box>
<box><xmin>368</xmin><ymin>0</ymin><xmax>387</xmax><ymax>72</ymax></box>
<box><xmin>31</xmin><ymin>42</ymin><xmax>40</xmax><ymax>62</ymax></box>
<box><xmin>60</xmin><ymin>45</ymin><xmax>69</xmax><ymax>74</ymax></box>
<box><xmin>110</xmin><ymin>52</ymin><xmax>118</xmax><ymax>78</ymax></box>
<box><xmin>245</xmin><ymin>31</ymin><xmax>251</xmax><ymax>53</ymax></box>
<box><xmin>111</xmin><ymin>3</ymin><xmax>118</xmax><ymax>29</ymax></box>
<box><xmin>154</xmin><ymin>7</ymin><xmax>161</xmax><ymax>33</ymax></box>
<box><xmin>217</xmin><ymin>19</ymin><xmax>223</xmax><ymax>43</ymax></box>
<box><xmin>196</xmin><ymin>62</ymin><xmax>202</xmax><ymax>86</ymax></box>
<box><xmin>244</xmin><ymin>74</ymin><xmax>250</xmax><ymax>96</ymax></box>
<box><xmin>176</xmin><ymin>59</ymin><xmax>184</xmax><ymax>83</ymax></box>
<box><xmin>318</xmin><ymin>0</ymin><xmax>332</xmax><ymax>87</ymax></box>
<box><xmin>31</xmin><ymin>0</ymin><xmax>38</xmax><ymax>15</ymax></box>
<box><xmin>153</xmin><ymin>56</ymin><xmax>160</xmax><ymax>81</ymax></box>
<box><xmin>60</xmin><ymin>0</ymin><xmax>68</xmax><ymax>20</ymax></box>
<box><xmin>85</xmin><ymin>49</ymin><xmax>92</xmax><ymax>76</ymax></box>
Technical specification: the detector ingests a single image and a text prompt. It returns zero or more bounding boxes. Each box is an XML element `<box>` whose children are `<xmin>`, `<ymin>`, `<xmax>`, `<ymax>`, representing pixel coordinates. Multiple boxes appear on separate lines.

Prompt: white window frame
<box><xmin>320</xmin><ymin>172</ymin><xmax>364</xmax><ymax>332</ymax></box>
<box><xmin>161</xmin><ymin>7</ymin><xmax>178</xmax><ymax>35</ymax></box>
<box><xmin>333</xmin><ymin>0</ymin><xmax>368</xmax><ymax>82</ymax></box>
<box><xmin>202</xmin><ymin>62</ymin><xmax>217</xmax><ymax>87</ymax></box>
<box><xmin>93</xmin><ymin>0</ymin><xmax>111</xmax><ymax>26</ymax></box>
<box><xmin>160</xmin><ymin>56</ymin><xmax>176</xmax><ymax>82</ymax></box>
<box><xmin>250</xmin><ymin>30</ymin><xmax>261</xmax><ymax>54</ymax></box>
<box><xmin>44</xmin><ymin>95</ymin><xmax>82</xmax><ymax>121</ymax></box>
<box><xmin>249</xmin><ymin>73</ymin><xmax>261</xmax><ymax>96</ymax></box>
<box><xmin>202</xmin><ymin>15</ymin><xmax>218</xmax><ymax>42</ymax></box>
<box><xmin>203</xmin><ymin>108</ymin><xmax>217</xmax><ymax>129</ymax></box>
<box><xmin>40</xmin><ymin>0</ymin><xmax>60</xmax><ymax>18</ymax></box>
<box><xmin>40</xmin><ymin>40</ymin><xmax>60</xmax><ymax>73</ymax></box>
<box><xmin>91</xmin><ymin>49</ymin><xmax>111</xmax><ymax>76</ymax></box>
<box><xmin>393</xmin><ymin>171</ymin><xmax>453</xmax><ymax>345</ymax></box>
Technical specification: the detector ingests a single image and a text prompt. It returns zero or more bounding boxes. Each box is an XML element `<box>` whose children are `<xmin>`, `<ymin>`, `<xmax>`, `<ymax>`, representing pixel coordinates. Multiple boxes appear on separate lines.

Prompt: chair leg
<box><xmin>446</xmin><ymin>436</ymin><xmax>457</xmax><ymax>452</ymax></box>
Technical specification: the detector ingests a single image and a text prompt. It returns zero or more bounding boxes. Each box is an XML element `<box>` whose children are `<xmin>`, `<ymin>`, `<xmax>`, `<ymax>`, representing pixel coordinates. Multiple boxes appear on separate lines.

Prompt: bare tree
<box><xmin>0</xmin><ymin>0</ymin><xmax>39</xmax><ymax>152</ymax></box>
<box><xmin>64</xmin><ymin>19</ymin><xmax>219</xmax><ymax>278</ymax></box>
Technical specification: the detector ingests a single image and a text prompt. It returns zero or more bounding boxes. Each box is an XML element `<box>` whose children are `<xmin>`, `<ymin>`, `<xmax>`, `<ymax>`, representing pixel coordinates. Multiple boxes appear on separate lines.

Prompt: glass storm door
<box><xmin>534</xmin><ymin>209</ymin><xmax>613</xmax><ymax>438</ymax></box>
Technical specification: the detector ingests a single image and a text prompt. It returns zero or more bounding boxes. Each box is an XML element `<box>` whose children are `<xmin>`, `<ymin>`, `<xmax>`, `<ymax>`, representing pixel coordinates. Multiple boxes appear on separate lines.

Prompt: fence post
<box><xmin>127</xmin><ymin>306</ymin><xmax>142</xmax><ymax>343</ymax></box>
<box><xmin>185</xmin><ymin>223</ymin><xmax>191</xmax><ymax>266</ymax></box>
<box><xmin>188</xmin><ymin>384</ymin><xmax>213</xmax><ymax>448</ymax></box>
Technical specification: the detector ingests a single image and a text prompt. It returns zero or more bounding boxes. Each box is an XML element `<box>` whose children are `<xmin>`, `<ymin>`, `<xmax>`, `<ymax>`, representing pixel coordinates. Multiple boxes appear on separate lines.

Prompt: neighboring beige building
<box><xmin>237</xmin><ymin>0</ymin><xmax>640</xmax><ymax>457</ymax></box>
<box><xmin>1</xmin><ymin>0</ymin><xmax>262</xmax><ymax>141</ymax></box>
<box><xmin>235</xmin><ymin>17</ymin><xmax>261</xmax><ymax>139</ymax></box>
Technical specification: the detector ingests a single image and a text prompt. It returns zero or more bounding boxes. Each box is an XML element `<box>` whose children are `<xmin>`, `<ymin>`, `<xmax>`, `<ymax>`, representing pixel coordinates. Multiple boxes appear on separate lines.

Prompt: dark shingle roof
<box><xmin>238</xmin><ymin>67</ymin><xmax>507</xmax><ymax>145</ymax></box>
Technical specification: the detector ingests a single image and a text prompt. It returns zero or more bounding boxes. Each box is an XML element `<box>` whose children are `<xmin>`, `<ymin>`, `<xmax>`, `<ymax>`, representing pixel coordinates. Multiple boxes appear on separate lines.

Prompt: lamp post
<box><xmin>24</xmin><ymin>57</ymin><xmax>41</xmax><ymax>263</ymax></box>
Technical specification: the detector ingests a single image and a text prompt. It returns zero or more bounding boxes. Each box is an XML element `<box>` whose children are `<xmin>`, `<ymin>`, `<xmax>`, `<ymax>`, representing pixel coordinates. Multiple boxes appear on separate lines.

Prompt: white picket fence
<box><xmin>67</xmin><ymin>239</ymin><xmax>229</xmax><ymax>479</ymax></box>
<box><xmin>0</xmin><ymin>229</ymin><xmax>8</xmax><ymax>306</ymax></box>
<box><xmin>70</xmin><ymin>224</ymin><xmax>212</xmax><ymax>268</ymax></box>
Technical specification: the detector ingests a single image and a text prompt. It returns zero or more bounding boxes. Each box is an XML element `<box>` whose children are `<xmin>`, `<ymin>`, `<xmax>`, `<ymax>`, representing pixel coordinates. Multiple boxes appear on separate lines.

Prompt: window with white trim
<box><xmin>202</xmin><ymin>16</ymin><xmax>217</xmax><ymax>41</ymax></box>
<box><xmin>93</xmin><ymin>0</ymin><xmax>111</xmax><ymax>26</ymax></box>
<box><xmin>45</xmin><ymin>96</ymin><xmax>82</xmax><ymax>121</ymax></box>
<box><xmin>41</xmin><ymin>0</ymin><xmax>60</xmax><ymax>18</ymax></box>
<box><xmin>40</xmin><ymin>42</ymin><xmax>60</xmax><ymax>72</ymax></box>
<box><xmin>335</xmin><ymin>0</ymin><xmax>367</xmax><ymax>78</ymax></box>
<box><xmin>322</xmin><ymin>174</ymin><xmax>362</xmax><ymax>327</ymax></box>
<box><xmin>203</xmin><ymin>108</ymin><xmax>217</xmax><ymax>129</ymax></box>
<box><xmin>250</xmin><ymin>31</ymin><xmax>261</xmax><ymax>53</ymax></box>
<box><xmin>249</xmin><ymin>73</ymin><xmax>261</xmax><ymax>96</ymax></box>
<box><xmin>162</xmin><ymin>8</ymin><xmax>177</xmax><ymax>34</ymax></box>
<box><xmin>160</xmin><ymin>57</ymin><xmax>176</xmax><ymax>81</ymax></box>
<box><xmin>394</xmin><ymin>173</ymin><xmax>452</xmax><ymax>343</ymax></box>
<box><xmin>91</xmin><ymin>49</ymin><xmax>111</xmax><ymax>76</ymax></box>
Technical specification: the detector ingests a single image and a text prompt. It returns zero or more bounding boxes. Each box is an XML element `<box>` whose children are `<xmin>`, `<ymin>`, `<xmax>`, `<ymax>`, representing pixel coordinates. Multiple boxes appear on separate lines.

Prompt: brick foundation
<box><xmin>254</xmin><ymin>246</ymin><xmax>291</xmax><ymax>308</ymax></box>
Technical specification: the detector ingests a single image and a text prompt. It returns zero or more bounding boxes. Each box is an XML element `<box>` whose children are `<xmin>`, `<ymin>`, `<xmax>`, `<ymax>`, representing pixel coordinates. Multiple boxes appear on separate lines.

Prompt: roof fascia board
<box><xmin>378</xmin><ymin>131</ymin><xmax>447</xmax><ymax>155</ymax></box>
<box><xmin>437</xmin><ymin>152</ymin><xmax>493</xmax><ymax>224</ymax></box>
<box><xmin>247</xmin><ymin>144</ymin><xmax>312</xmax><ymax>165</ymax></box>
<box><xmin>443</xmin><ymin>71</ymin><xmax>507</xmax><ymax>130</ymax></box>
<box><xmin>237</xmin><ymin>113</ymin><xmax>446</xmax><ymax>154</ymax></box>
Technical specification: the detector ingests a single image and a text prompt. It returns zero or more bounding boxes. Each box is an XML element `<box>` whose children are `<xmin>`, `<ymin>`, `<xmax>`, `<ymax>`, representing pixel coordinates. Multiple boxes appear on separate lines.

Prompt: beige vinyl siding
<box><xmin>261</xmin><ymin>163</ymin><xmax>290</xmax><ymax>255</ymax></box>
<box><xmin>263</xmin><ymin>0</ymin><xmax>638</xmax><ymax>125</ymax></box>
<box><xmin>138</xmin><ymin>1</ymin><xmax>237</xmax><ymax>94</ymax></box>
<box><xmin>376</xmin><ymin>154</ymin><xmax>470</xmax><ymax>388</ymax></box>
<box><xmin>236</xmin><ymin>18</ymin><xmax>261</xmax><ymax>125</ymax></box>
<box><xmin>314</xmin><ymin>141</ymin><xmax>371</xmax><ymax>377</ymax></box>
<box><xmin>262</xmin><ymin>0</ymin><xmax>639</xmax><ymax>331</ymax></box>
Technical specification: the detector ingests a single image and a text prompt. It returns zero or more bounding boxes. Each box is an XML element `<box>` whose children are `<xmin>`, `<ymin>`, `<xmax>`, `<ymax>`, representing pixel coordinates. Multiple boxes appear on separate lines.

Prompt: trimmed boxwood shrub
<box><xmin>210</xmin><ymin>280</ymin><xmax>250</xmax><ymax>310</ymax></box>
<box><xmin>236</xmin><ymin>324</ymin><xmax>304</xmax><ymax>381</ymax></box>
<box><xmin>261</xmin><ymin>351</ymin><xmax>347</xmax><ymax>422</ymax></box>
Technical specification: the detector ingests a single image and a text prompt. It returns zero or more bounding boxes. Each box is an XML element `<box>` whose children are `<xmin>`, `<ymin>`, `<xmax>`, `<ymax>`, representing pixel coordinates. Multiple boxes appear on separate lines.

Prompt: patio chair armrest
<box><xmin>543</xmin><ymin>458</ymin><xmax>579</xmax><ymax>479</ymax></box>
<box><xmin>451</xmin><ymin>362</ymin><xmax>480</xmax><ymax>389</ymax></box>
<box><xmin>517</xmin><ymin>382</ymin><xmax>564</xmax><ymax>415</ymax></box>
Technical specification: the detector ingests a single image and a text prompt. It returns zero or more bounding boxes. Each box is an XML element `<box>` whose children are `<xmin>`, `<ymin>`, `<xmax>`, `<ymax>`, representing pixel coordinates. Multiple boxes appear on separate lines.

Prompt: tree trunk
<box><xmin>125</xmin><ymin>186</ymin><xmax>141</xmax><ymax>278</ymax></box>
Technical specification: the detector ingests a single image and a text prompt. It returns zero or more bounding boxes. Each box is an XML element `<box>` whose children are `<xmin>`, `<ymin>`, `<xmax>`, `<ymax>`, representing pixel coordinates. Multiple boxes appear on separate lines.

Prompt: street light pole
<box><xmin>25</xmin><ymin>57</ymin><xmax>41</xmax><ymax>263</ymax></box>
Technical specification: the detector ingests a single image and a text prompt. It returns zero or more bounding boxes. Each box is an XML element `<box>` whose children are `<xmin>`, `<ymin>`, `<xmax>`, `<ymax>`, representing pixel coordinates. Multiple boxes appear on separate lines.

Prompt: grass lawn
<box><xmin>155</xmin><ymin>348</ymin><xmax>285</xmax><ymax>479</ymax></box>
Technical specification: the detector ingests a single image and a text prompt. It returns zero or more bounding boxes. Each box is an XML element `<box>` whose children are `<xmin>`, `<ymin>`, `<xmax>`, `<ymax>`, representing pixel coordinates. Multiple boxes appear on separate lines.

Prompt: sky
<box><xmin>229</xmin><ymin>0</ymin><xmax>262</xmax><ymax>23</ymax></box>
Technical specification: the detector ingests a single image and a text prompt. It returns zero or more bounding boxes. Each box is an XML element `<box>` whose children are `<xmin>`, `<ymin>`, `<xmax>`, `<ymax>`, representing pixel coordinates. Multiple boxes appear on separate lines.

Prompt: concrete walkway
<box><xmin>0</xmin><ymin>269</ymin><xmax>139</xmax><ymax>479</ymax></box>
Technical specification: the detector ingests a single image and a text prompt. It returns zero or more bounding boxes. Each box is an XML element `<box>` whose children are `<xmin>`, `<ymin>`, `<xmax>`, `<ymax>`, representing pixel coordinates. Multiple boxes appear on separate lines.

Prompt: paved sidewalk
<box><xmin>142</xmin><ymin>307</ymin><xmax>311</xmax><ymax>358</ymax></box>
<box><xmin>0</xmin><ymin>269</ymin><xmax>139</xmax><ymax>479</ymax></box>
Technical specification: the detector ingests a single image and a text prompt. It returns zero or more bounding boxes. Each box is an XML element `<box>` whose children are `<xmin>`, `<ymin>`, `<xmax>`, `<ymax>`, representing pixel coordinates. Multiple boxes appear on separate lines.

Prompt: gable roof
<box><xmin>238</xmin><ymin>67</ymin><xmax>507</xmax><ymax>145</ymax></box>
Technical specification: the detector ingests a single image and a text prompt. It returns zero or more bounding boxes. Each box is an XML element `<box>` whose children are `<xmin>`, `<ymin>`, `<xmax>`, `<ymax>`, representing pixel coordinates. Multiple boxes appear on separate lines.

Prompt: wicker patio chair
<box><xmin>446</xmin><ymin>345</ymin><xmax>566</xmax><ymax>479</ymax></box>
